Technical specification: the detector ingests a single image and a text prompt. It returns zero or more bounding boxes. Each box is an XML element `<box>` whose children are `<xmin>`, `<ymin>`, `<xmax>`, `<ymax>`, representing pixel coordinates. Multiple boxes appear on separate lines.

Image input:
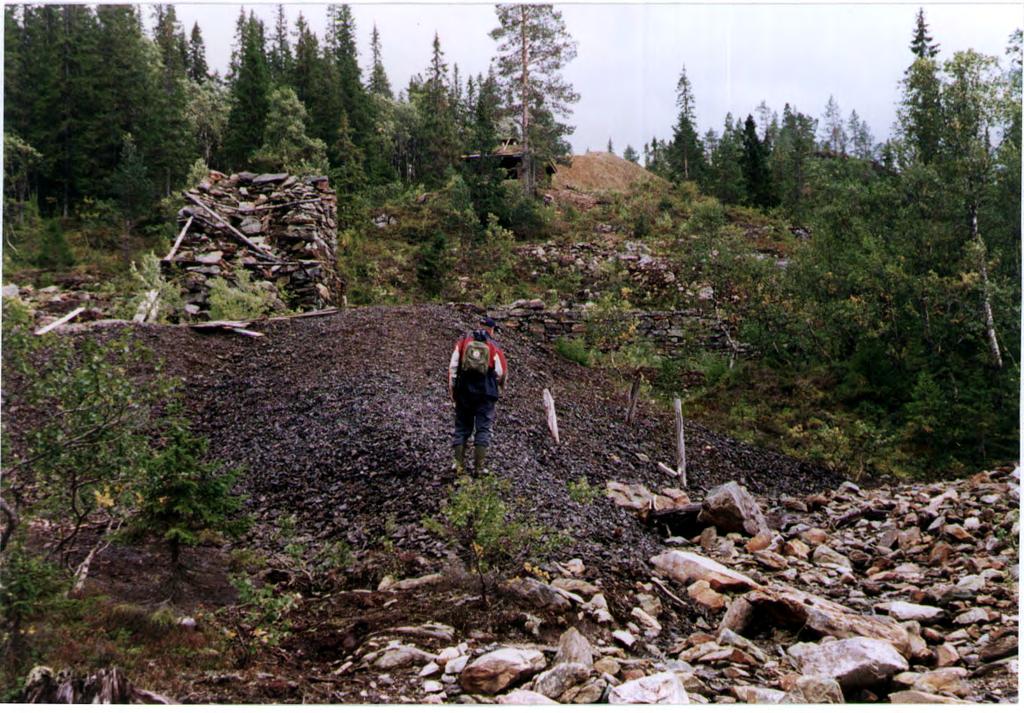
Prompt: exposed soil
<box><xmin>552</xmin><ymin>152</ymin><xmax>666</xmax><ymax>193</ymax></box>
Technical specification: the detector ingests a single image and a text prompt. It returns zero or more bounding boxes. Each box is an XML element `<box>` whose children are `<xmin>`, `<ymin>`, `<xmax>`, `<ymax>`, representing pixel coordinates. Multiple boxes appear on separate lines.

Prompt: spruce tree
<box><xmin>623</xmin><ymin>145</ymin><xmax>639</xmax><ymax>163</ymax></box>
<box><xmin>820</xmin><ymin>95</ymin><xmax>848</xmax><ymax>154</ymax></box>
<box><xmin>223</xmin><ymin>12</ymin><xmax>271</xmax><ymax>170</ymax></box>
<box><xmin>770</xmin><ymin>103</ymin><xmax>817</xmax><ymax>219</ymax></box>
<box><xmin>268</xmin><ymin>4</ymin><xmax>293</xmax><ymax>85</ymax></box>
<box><xmin>740</xmin><ymin>114</ymin><xmax>774</xmax><ymax>208</ymax></box>
<box><xmin>707</xmin><ymin>113</ymin><xmax>746</xmax><ymax>204</ymax></box>
<box><xmin>326</xmin><ymin>5</ymin><xmax>373</xmax><ymax>158</ymax></box>
<box><xmin>150</xmin><ymin>5</ymin><xmax>192</xmax><ymax>195</ymax></box>
<box><xmin>490</xmin><ymin>3</ymin><xmax>579</xmax><ymax>194</ymax></box>
<box><xmin>187</xmin><ymin>22</ymin><xmax>209</xmax><ymax>83</ymax></box>
<box><xmin>910</xmin><ymin>8</ymin><xmax>940</xmax><ymax>59</ymax></box>
<box><xmin>847</xmin><ymin>109</ymin><xmax>875</xmax><ymax>160</ymax></box>
<box><xmin>669</xmin><ymin>66</ymin><xmax>705</xmax><ymax>182</ymax></box>
<box><xmin>607</xmin><ymin>138</ymin><xmax>614</xmax><ymax>154</ymax></box>
<box><xmin>368</xmin><ymin>23</ymin><xmax>392</xmax><ymax>99</ymax></box>
<box><xmin>414</xmin><ymin>32</ymin><xmax>457</xmax><ymax>183</ymax></box>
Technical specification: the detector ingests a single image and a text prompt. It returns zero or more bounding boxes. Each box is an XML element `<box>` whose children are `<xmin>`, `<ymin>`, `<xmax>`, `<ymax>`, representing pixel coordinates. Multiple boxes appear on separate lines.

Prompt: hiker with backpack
<box><xmin>448</xmin><ymin>316</ymin><xmax>508</xmax><ymax>475</ymax></box>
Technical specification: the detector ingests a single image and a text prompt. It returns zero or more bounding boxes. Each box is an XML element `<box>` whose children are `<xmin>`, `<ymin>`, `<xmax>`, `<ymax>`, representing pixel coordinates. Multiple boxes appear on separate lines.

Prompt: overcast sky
<box><xmin>163</xmin><ymin>1</ymin><xmax>1022</xmax><ymax>155</ymax></box>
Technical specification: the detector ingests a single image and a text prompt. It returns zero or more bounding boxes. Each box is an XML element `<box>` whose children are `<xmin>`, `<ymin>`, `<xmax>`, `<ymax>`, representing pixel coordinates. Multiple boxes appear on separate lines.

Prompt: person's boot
<box><xmin>473</xmin><ymin>445</ymin><xmax>489</xmax><ymax>475</ymax></box>
<box><xmin>452</xmin><ymin>444</ymin><xmax>466</xmax><ymax>475</ymax></box>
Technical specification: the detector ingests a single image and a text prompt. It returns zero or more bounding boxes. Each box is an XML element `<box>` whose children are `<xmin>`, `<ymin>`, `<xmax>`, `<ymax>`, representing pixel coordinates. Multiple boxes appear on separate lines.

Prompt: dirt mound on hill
<box><xmin>75</xmin><ymin>305</ymin><xmax>840</xmax><ymax>570</ymax></box>
<box><xmin>552</xmin><ymin>152</ymin><xmax>665</xmax><ymax>193</ymax></box>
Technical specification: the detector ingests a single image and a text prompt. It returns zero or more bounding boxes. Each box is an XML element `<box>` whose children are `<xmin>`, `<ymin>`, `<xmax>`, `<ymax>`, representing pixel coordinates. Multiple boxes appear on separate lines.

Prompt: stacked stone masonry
<box><xmin>165</xmin><ymin>170</ymin><xmax>343</xmax><ymax>320</ymax></box>
<box><xmin>490</xmin><ymin>300</ymin><xmax>739</xmax><ymax>356</ymax></box>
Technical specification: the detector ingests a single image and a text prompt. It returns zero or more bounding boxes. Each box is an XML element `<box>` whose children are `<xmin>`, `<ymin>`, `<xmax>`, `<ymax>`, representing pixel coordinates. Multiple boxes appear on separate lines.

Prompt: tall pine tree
<box><xmin>490</xmin><ymin>3</ymin><xmax>579</xmax><ymax>194</ymax></box>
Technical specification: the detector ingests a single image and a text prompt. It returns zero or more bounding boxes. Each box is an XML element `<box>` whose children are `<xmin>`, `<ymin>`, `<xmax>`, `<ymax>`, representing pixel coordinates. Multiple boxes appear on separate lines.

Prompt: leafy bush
<box><xmin>555</xmin><ymin>336</ymin><xmax>592</xmax><ymax>366</ymax></box>
<box><xmin>207</xmin><ymin>269</ymin><xmax>276</xmax><ymax>320</ymax></box>
<box><xmin>424</xmin><ymin>474</ymin><xmax>554</xmax><ymax>606</ymax></box>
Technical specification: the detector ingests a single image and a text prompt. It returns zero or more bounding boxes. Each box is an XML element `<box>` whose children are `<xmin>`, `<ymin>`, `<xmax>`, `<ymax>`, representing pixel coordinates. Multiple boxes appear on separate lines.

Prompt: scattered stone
<box><xmin>500</xmin><ymin>577</ymin><xmax>572</xmax><ymax>611</ymax></box>
<box><xmin>533</xmin><ymin>663</ymin><xmax>590</xmax><ymax>700</ymax></box>
<box><xmin>375</xmin><ymin>645</ymin><xmax>435</xmax><ymax>670</ymax></box>
<box><xmin>612</xmin><ymin>630</ymin><xmax>636</xmax><ymax>649</ymax></box>
<box><xmin>459</xmin><ymin>648</ymin><xmax>547</xmax><ymax>694</ymax></box>
<box><xmin>795</xmin><ymin>674</ymin><xmax>845</xmax><ymax>704</ymax></box>
<box><xmin>953</xmin><ymin>608</ymin><xmax>990</xmax><ymax>625</ymax></box>
<box><xmin>608</xmin><ymin>672</ymin><xmax>690</xmax><ymax>704</ymax></box>
<box><xmin>813</xmin><ymin>544</ymin><xmax>852</xmax><ymax>569</ymax></box>
<box><xmin>732</xmin><ymin>685</ymin><xmax>786</xmax><ymax>703</ymax></box>
<box><xmin>790</xmin><ymin>637</ymin><xmax>908</xmax><ymax>689</ymax></box>
<box><xmin>698</xmin><ymin>481</ymin><xmax>769</xmax><ymax>536</ymax></box>
<box><xmin>889</xmin><ymin>690</ymin><xmax>967</xmax><ymax>704</ymax></box>
<box><xmin>496</xmin><ymin>689</ymin><xmax>558</xmax><ymax>705</ymax></box>
<box><xmin>553</xmin><ymin>627</ymin><xmax>593</xmax><ymax>668</ymax></box>
<box><xmin>879</xmin><ymin>601</ymin><xmax>946</xmax><ymax>623</ymax></box>
<box><xmin>650</xmin><ymin>550</ymin><xmax>758</xmax><ymax>592</ymax></box>
<box><xmin>686</xmin><ymin>579</ymin><xmax>727</xmax><ymax>611</ymax></box>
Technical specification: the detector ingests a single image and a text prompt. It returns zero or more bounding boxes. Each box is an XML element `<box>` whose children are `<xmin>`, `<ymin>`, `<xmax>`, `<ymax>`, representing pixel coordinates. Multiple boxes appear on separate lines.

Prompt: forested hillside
<box><xmin>1</xmin><ymin>3</ymin><xmax>1020</xmax><ymax>705</ymax></box>
<box><xmin>5</xmin><ymin>4</ymin><xmax>1017</xmax><ymax>479</ymax></box>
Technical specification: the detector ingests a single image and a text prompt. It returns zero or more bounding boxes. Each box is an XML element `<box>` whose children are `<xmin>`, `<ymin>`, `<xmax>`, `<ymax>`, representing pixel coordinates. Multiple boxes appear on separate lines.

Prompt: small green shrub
<box><xmin>424</xmin><ymin>474</ymin><xmax>554</xmax><ymax>606</ymax></box>
<box><xmin>555</xmin><ymin>336</ymin><xmax>592</xmax><ymax>366</ymax></box>
<box><xmin>207</xmin><ymin>269</ymin><xmax>276</xmax><ymax>320</ymax></box>
<box><xmin>567</xmin><ymin>476</ymin><xmax>599</xmax><ymax>505</ymax></box>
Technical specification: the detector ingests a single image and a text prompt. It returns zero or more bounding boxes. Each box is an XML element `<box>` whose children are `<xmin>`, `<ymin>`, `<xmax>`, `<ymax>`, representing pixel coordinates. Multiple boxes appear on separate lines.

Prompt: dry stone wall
<box><xmin>489</xmin><ymin>300</ymin><xmax>738</xmax><ymax>356</ymax></box>
<box><xmin>165</xmin><ymin>170</ymin><xmax>343</xmax><ymax>320</ymax></box>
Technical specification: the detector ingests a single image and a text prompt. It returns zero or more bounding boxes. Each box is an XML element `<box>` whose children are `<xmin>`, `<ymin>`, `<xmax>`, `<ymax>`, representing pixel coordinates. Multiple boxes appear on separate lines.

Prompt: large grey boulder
<box><xmin>698</xmin><ymin>481</ymin><xmax>769</xmax><ymax>536</ymax></box>
<box><xmin>790</xmin><ymin>637</ymin><xmax>909</xmax><ymax>689</ymax></box>
<box><xmin>459</xmin><ymin>648</ymin><xmax>547</xmax><ymax>694</ymax></box>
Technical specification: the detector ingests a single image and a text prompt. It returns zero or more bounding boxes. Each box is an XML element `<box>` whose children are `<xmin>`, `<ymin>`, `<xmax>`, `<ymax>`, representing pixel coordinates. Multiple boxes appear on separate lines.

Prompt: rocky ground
<box><xmin>11</xmin><ymin>304</ymin><xmax>1019</xmax><ymax>703</ymax></box>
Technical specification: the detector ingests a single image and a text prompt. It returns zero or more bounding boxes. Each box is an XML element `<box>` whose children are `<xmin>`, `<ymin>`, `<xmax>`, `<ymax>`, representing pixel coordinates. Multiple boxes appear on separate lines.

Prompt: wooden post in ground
<box><xmin>625</xmin><ymin>369</ymin><xmax>642</xmax><ymax>424</ymax></box>
<box><xmin>543</xmin><ymin>388</ymin><xmax>560</xmax><ymax>445</ymax></box>
<box><xmin>674</xmin><ymin>396</ymin><xmax>687</xmax><ymax>488</ymax></box>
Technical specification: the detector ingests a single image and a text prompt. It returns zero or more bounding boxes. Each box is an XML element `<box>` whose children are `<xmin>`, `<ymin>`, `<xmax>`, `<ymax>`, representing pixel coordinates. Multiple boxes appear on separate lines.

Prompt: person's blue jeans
<box><xmin>452</xmin><ymin>396</ymin><xmax>497</xmax><ymax>447</ymax></box>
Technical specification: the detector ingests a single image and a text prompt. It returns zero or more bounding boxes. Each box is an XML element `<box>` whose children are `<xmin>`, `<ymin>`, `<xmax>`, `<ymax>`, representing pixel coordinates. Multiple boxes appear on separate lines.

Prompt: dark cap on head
<box><xmin>480</xmin><ymin>316</ymin><xmax>498</xmax><ymax>330</ymax></box>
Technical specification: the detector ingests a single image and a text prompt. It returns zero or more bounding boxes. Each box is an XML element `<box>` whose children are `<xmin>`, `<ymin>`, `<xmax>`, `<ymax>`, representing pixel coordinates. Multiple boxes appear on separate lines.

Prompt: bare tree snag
<box><xmin>971</xmin><ymin>217</ymin><xmax>1002</xmax><ymax>369</ymax></box>
<box><xmin>34</xmin><ymin>307</ymin><xmax>85</xmax><ymax>335</ymax></box>
<box><xmin>674</xmin><ymin>396</ymin><xmax>687</xmax><ymax>488</ymax></box>
<box><xmin>543</xmin><ymin>388</ymin><xmax>560</xmax><ymax>444</ymax></box>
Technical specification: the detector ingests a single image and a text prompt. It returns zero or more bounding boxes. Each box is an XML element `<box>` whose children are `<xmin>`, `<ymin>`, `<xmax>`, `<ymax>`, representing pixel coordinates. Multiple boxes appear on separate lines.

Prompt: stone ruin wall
<box><xmin>490</xmin><ymin>300</ymin><xmax>739</xmax><ymax>356</ymax></box>
<box><xmin>164</xmin><ymin>170</ymin><xmax>344</xmax><ymax>321</ymax></box>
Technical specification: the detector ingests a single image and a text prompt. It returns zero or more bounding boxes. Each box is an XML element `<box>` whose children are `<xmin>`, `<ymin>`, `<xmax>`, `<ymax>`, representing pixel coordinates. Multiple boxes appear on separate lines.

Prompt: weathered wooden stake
<box><xmin>674</xmin><ymin>396</ymin><xmax>687</xmax><ymax>487</ymax></box>
<box><xmin>625</xmin><ymin>368</ymin><xmax>642</xmax><ymax>424</ymax></box>
<box><xmin>543</xmin><ymin>388</ymin><xmax>560</xmax><ymax>445</ymax></box>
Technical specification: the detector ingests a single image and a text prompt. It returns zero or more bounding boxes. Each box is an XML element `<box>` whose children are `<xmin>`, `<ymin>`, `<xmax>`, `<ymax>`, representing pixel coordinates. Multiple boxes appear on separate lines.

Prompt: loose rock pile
<box><xmin>166</xmin><ymin>171</ymin><xmax>343</xmax><ymax>319</ymax></box>
<box><xmin>321</xmin><ymin>467</ymin><xmax>1017</xmax><ymax>704</ymax></box>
